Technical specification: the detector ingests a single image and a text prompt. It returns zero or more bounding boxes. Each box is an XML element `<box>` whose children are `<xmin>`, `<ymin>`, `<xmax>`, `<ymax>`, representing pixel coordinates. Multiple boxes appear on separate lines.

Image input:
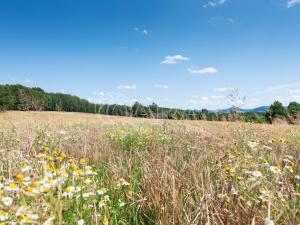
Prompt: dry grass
<box><xmin>0</xmin><ymin>111</ymin><xmax>299</xmax><ymax>225</ymax></box>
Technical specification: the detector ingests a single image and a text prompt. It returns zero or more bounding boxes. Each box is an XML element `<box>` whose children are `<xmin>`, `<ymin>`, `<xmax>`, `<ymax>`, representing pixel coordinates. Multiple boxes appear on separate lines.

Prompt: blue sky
<box><xmin>0</xmin><ymin>0</ymin><xmax>300</xmax><ymax>109</ymax></box>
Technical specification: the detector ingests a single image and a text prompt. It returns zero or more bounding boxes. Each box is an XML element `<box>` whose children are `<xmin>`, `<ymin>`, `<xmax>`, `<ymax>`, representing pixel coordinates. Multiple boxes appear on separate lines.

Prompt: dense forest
<box><xmin>1</xmin><ymin>84</ymin><xmax>300</xmax><ymax>124</ymax></box>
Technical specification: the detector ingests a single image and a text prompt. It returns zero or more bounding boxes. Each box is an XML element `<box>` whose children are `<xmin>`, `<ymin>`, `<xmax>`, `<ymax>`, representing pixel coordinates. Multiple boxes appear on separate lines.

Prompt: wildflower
<box><xmin>79</xmin><ymin>159</ymin><xmax>86</xmax><ymax>165</ymax></box>
<box><xmin>21</xmin><ymin>177</ymin><xmax>31</xmax><ymax>186</ymax></box>
<box><xmin>284</xmin><ymin>165</ymin><xmax>294</xmax><ymax>173</ymax></box>
<box><xmin>42</xmin><ymin>178</ymin><xmax>58</xmax><ymax>189</ymax></box>
<box><xmin>82</xmin><ymin>192</ymin><xmax>95</xmax><ymax>198</ymax></box>
<box><xmin>284</xmin><ymin>155</ymin><xmax>293</xmax><ymax>160</ymax></box>
<box><xmin>1</xmin><ymin>197</ymin><xmax>13</xmax><ymax>207</ymax></box>
<box><xmin>117</xmin><ymin>178</ymin><xmax>130</xmax><ymax>187</ymax></box>
<box><xmin>77</xmin><ymin>219</ymin><xmax>85</xmax><ymax>225</ymax></box>
<box><xmin>103</xmin><ymin>195</ymin><xmax>110</xmax><ymax>202</ymax></box>
<box><xmin>231</xmin><ymin>188</ymin><xmax>238</xmax><ymax>195</ymax></box>
<box><xmin>62</xmin><ymin>186</ymin><xmax>76</xmax><ymax>198</ymax></box>
<box><xmin>0</xmin><ymin>211</ymin><xmax>9</xmax><ymax>221</ymax></box>
<box><xmin>265</xmin><ymin>218</ymin><xmax>275</xmax><ymax>225</ymax></box>
<box><xmin>270</xmin><ymin>166</ymin><xmax>281</xmax><ymax>175</ymax></box>
<box><xmin>250</xmin><ymin>171</ymin><xmax>262</xmax><ymax>179</ymax></box>
<box><xmin>98</xmin><ymin>201</ymin><xmax>106</xmax><ymax>208</ymax></box>
<box><xmin>97</xmin><ymin>188</ymin><xmax>107</xmax><ymax>195</ymax></box>
<box><xmin>103</xmin><ymin>217</ymin><xmax>109</xmax><ymax>225</ymax></box>
<box><xmin>119</xmin><ymin>201</ymin><xmax>126</xmax><ymax>207</ymax></box>
<box><xmin>70</xmin><ymin>163</ymin><xmax>78</xmax><ymax>170</ymax></box>
<box><xmin>15</xmin><ymin>173</ymin><xmax>23</xmax><ymax>180</ymax></box>
<box><xmin>248</xmin><ymin>141</ymin><xmax>258</xmax><ymax>149</ymax></box>
<box><xmin>4</xmin><ymin>183</ymin><xmax>19</xmax><ymax>192</ymax></box>
<box><xmin>28</xmin><ymin>213</ymin><xmax>39</xmax><ymax>220</ymax></box>
<box><xmin>262</xmin><ymin>159</ymin><xmax>269</xmax><ymax>166</ymax></box>
<box><xmin>85</xmin><ymin>169</ymin><xmax>94</xmax><ymax>176</ymax></box>
<box><xmin>20</xmin><ymin>164</ymin><xmax>31</xmax><ymax>172</ymax></box>
<box><xmin>127</xmin><ymin>190</ymin><xmax>133</xmax><ymax>197</ymax></box>
<box><xmin>84</xmin><ymin>178</ymin><xmax>92</xmax><ymax>184</ymax></box>
<box><xmin>43</xmin><ymin>216</ymin><xmax>55</xmax><ymax>225</ymax></box>
<box><xmin>73</xmin><ymin>169</ymin><xmax>83</xmax><ymax>177</ymax></box>
<box><xmin>26</xmin><ymin>186</ymin><xmax>40</xmax><ymax>194</ymax></box>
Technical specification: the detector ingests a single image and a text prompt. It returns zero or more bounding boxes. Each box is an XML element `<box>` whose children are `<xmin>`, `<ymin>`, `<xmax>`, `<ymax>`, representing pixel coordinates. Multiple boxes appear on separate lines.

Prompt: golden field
<box><xmin>0</xmin><ymin>111</ymin><xmax>299</xmax><ymax>225</ymax></box>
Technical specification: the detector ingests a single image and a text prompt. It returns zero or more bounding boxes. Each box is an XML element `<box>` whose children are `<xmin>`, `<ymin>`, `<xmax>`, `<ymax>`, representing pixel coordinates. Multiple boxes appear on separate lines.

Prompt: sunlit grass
<box><xmin>0</xmin><ymin>111</ymin><xmax>299</xmax><ymax>224</ymax></box>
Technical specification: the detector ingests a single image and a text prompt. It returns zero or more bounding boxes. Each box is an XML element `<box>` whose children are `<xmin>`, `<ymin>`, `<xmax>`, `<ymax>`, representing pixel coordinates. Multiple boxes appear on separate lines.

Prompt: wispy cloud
<box><xmin>24</xmin><ymin>78</ymin><xmax>32</xmax><ymax>84</ymax></box>
<box><xmin>133</xmin><ymin>27</ymin><xmax>150</xmax><ymax>35</ymax></box>
<box><xmin>289</xmin><ymin>95</ymin><xmax>300</xmax><ymax>101</ymax></box>
<box><xmin>290</xmin><ymin>89</ymin><xmax>300</xmax><ymax>94</ymax></box>
<box><xmin>91</xmin><ymin>91</ymin><xmax>137</xmax><ymax>105</ymax></box>
<box><xmin>161</xmin><ymin>55</ymin><xmax>190</xmax><ymax>65</ymax></box>
<box><xmin>146</xmin><ymin>97</ymin><xmax>153</xmax><ymax>101</ymax></box>
<box><xmin>273</xmin><ymin>94</ymin><xmax>300</xmax><ymax>103</ymax></box>
<box><xmin>211</xmin><ymin>95</ymin><xmax>224</xmax><ymax>99</ymax></box>
<box><xmin>287</xmin><ymin>0</ymin><xmax>300</xmax><ymax>8</ymax></box>
<box><xmin>214</xmin><ymin>87</ymin><xmax>234</xmax><ymax>92</ymax></box>
<box><xmin>117</xmin><ymin>84</ymin><xmax>137</xmax><ymax>90</ymax></box>
<box><xmin>267</xmin><ymin>82</ymin><xmax>300</xmax><ymax>92</ymax></box>
<box><xmin>188</xmin><ymin>95</ymin><xmax>219</xmax><ymax>109</ymax></box>
<box><xmin>154</xmin><ymin>84</ymin><xmax>169</xmax><ymax>89</ymax></box>
<box><xmin>249</xmin><ymin>98</ymin><xmax>260</xmax><ymax>102</ymax></box>
<box><xmin>188</xmin><ymin>67</ymin><xmax>218</xmax><ymax>75</ymax></box>
<box><xmin>210</xmin><ymin>15</ymin><xmax>234</xmax><ymax>24</ymax></box>
<box><xmin>203</xmin><ymin>0</ymin><xmax>227</xmax><ymax>8</ymax></box>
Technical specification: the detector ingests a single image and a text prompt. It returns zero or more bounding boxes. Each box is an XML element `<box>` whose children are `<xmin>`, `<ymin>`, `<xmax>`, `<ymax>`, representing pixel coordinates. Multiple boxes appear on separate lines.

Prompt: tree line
<box><xmin>1</xmin><ymin>84</ymin><xmax>299</xmax><ymax>124</ymax></box>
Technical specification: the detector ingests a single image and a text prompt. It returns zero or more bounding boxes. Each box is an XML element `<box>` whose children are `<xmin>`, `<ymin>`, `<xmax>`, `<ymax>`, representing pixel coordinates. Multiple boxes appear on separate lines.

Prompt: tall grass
<box><xmin>0</xmin><ymin>111</ymin><xmax>299</xmax><ymax>224</ymax></box>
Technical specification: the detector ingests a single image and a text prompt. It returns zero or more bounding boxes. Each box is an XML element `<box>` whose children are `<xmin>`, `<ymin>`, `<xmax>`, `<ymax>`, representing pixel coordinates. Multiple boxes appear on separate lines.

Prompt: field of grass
<box><xmin>0</xmin><ymin>111</ymin><xmax>299</xmax><ymax>225</ymax></box>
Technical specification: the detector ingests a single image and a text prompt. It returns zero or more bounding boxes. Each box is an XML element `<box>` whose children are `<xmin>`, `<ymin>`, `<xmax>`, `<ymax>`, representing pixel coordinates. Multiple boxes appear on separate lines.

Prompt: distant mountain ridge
<box><xmin>217</xmin><ymin>106</ymin><xmax>269</xmax><ymax>113</ymax></box>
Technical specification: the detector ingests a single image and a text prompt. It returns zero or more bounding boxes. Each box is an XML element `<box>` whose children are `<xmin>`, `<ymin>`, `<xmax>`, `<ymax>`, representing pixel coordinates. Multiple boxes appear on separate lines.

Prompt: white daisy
<box><xmin>2</xmin><ymin>197</ymin><xmax>14</xmax><ymax>207</ymax></box>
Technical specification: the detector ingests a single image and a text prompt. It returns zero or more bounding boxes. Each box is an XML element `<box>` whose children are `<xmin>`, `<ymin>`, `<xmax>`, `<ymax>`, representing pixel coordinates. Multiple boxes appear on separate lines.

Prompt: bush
<box><xmin>266</xmin><ymin>101</ymin><xmax>287</xmax><ymax>123</ymax></box>
<box><xmin>288</xmin><ymin>102</ymin><xmax>300</xmax><ymax>119</ymax></box>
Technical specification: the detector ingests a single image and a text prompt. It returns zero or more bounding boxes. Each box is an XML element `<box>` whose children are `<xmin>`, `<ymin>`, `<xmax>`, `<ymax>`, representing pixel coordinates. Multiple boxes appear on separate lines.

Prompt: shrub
<box><xmin>266</xmin><ymin>101</ymin><xmax>287</xmax><ymax>123</ymax></box>
<box><xmin>287</xmin><ymin>102</ymin><xmax>300</xmax><ymax>119</ymax></box>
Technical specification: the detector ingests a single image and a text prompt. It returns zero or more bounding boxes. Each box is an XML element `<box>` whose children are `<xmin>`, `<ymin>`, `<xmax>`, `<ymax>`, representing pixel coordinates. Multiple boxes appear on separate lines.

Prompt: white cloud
<box><xmin>214</xmin><ymin>87</ymin><xmax>234</xmax><ymax>92</ymax></box>
<box><xmin>249</xmin><ymin>98</ymin><xmax>260</xmax><ymax>102</ymax></box>
<box><xmin>24</xmin><ymin>78</ymin><xmax>32</xmax><ymax>83</ymax></box>
<box><xmin>287</xmin><ymin>0</ymin><xmax>300</xmax><ymax>8</ymax></box>
<box><xmin>274</xmin><ymin>94</ymin><xmax>300</xmax><ymax>103</ymax></box>
<box><xmin>187</xmin><ymin>95</ymin><xmax>220</xmax><ymax>109</ymax></box>
<box><xmin>117</xmin><ymin>84</ymin><xmax>137</xmax><ymax>90</ymax></box>
<box><xmin>91</xmin><ymin>91</ymin><xmax>137</xmax><ymax>105</ymax></box>
<box><xmin>210</xmin><ymin>15</ymin><xmax>234</xmax><ymax>24</ymax></box>
<box><xmin>289</xmin><ymin>89</ymin><xmax>300</xmax><ymax>94</ymax></box>
<box><xmin>211</xmin><ymin>95</ymin><xmax>224</xmax><ymax>100</ymax></box>
<box><xmin>161</xmin><ymin>55</ymin><xmax>190</xmax><ymax>65</ymax></box>
<box><xmin>267</xmin><ymin>82</ymin><xmax>300</xmax><ymax>92</ymax></box>
<box><xmin>188</xmin><ymin>67</ymin><xmax>218</xmax><ymax>75</ymax></box>
<box><xmin>154</xmin><ymin>84</ymin><xmax>169</xmax><ymax>89</ymax></box>
<box><xmin>203</xmin><ymin>0</ymin><xmax>226</xmax><ymax>8</ymax></box>
<box><xmin>227</xmin><ymin>18</ymin><xmax>234</xmax><ymax>23</ymax></box>
<box><xmin>146</xmin><ymin>97</ymin><xmax>153</xmax><ymax>101</ymax></box>
<box><xmin>290</xmin><ymin>95</ymin><xmax>300</xmax><ymax>100</ymax></box>
<box><xmin>134</xmin><ymin>27</ymin><xmax>150</xmax><ymax>35</ymax></box>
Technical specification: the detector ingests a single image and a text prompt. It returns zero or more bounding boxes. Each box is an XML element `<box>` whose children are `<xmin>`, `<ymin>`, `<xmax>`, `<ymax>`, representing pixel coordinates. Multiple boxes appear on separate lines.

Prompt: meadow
<box><xmin>0</xmin><ymin>111</ymin><xmax>299</xmax><ymax>225</ymax></box>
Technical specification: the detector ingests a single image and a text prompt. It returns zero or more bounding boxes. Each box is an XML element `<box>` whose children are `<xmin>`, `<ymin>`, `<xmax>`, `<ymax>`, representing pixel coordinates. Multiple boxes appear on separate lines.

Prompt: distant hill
<box><xmin>218</xmin><ymin>106</ymin><xmax>268</xmax><ymax>113</ymax></box>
